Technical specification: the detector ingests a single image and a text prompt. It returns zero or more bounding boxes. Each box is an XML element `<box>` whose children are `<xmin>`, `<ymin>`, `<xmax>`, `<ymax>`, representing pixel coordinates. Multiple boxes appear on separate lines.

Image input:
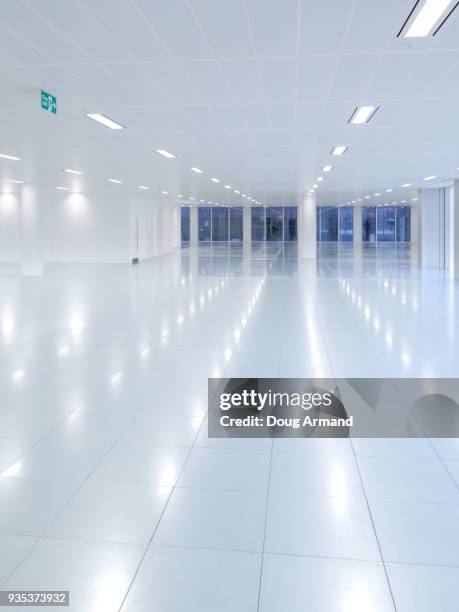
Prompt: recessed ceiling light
<box><xmin>56</xmin><ymin>186</ymin><xmax>68</xmax><ymax>190</ymax></box>
<box><xmin>190</xmin><ymin>167</ymin><xmax>203</xmax><ymax>174</ymax></box>
<box><xmin>317</xmin><ymin>176</ymin><xmax>325</xmax><ymax>182</ymax></box>
<box><xmin>330</xmin><ymin>145</ymin><xmax>348</xmax><ymax>156</ymax></box>
<box><xmin>322</xmin><ymin>165</ymin><xmax>333</xmax><ymax>172</ymax></box>
<box><xmin>85</xmin><ymin>113</ymin><xmax>125</xmax><ymax>130</ymax></box>
<box><xmin>399</xmin><ymin>0</ymin><xmax>458</xmax><ymax>38</ymax></box>
<box><xmin>108</xmin><ymin>179</ymin><xmax>122</xmax><ymax>184</ymax></box>
<box><xmin>0</xmin><ymin>153</ymin><xmax>21</xmax><ymax>161</ymax></box>
<box><xmin>374</xmin><ymin>193</ymin><xmax>381</xmax><ymax>196</ymax></box>
<box><xmin>224</xmin><ymin>185</ymin><xmax>232</xmax><ymax>189</ymax></box>
<box><xmin>424</xmin><ymin>175</ymin><xmax>436</xmax><ymax>180</ymax></box>
<box><xmin>365</xmin><ymin>195</ymin><xmax>370</xmax><ymax>199</ymax></box>
<box><xmin>63</xmin><ymin>168</ymin><xmax>83</xmax><ymax>175</ymax></box>
<box><xmin>156</xmin><ymin>149</ymin><xmax>176</xmax><ymax>159</ymax></box>
<box><xmin>138</xmin><ymin>185</ymin><xmax>149</xmax><ymax>190</ymax></box>
<box><xmin>412</xmin><ymin>197</ymin><xmax>419</xmax><ymax>201</ymax></box>
<box><xmin>313</xmin><ymin>184</ymin><xmax>318</xmax><ymax>188</ymax></box>
<box><xmin>386</xmin><ymin>189</ymin><xmax>393</xmax><ymax>192</ymax></box>
<box><xmin>401</xmin><ymin>200</ymin><xmax>407</xmax><ymax>203</ymax></box>
<box><xmin>234</xmin><ymin>190</ymin><xmax>240</xmax><ymax>194</ymax></box>
<box><xmin>8</xmin><ymin>179</ymin><xmax>24</xmax><ymax>184</ymax></box>
<box><xmin>178</xmin><ymin>194</ymin><xmax>184</xmax><ymax>198</ymax></box>
<box><xmin>161</xmin><ymin>191</ymin><xmax>169</xmax><ymax>195</ymax></box>
<box><xmin>402</xmin><ymin>183</ymin><xmax>412</xmax><ymax>187</ymax></box>
<box><xmin>349</xmin><ymin>105</ymin><xmax>379</xmax><ymax>124</ymax></box>
<box><xmin>211</xmin><ymin>178</ymin><xmax>220</xmax><ymax>183</ymax></box>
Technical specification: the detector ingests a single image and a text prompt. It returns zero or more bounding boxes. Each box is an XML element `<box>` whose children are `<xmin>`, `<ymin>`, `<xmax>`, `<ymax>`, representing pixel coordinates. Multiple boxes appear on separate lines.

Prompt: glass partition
<box><xmin>181</xmin><ymin>207</ymin><xmax>190</xmax><ymax>243</ymax></box>
<box><xmin>229</xmin><ymin>207</ymin><xmax>243</xmax><ymax>241</ymax></box>
<box><xmin>251</xmin><ymin>207</ymin><xmax>265</xmax><ymax>241</ymax></box>
<box><xmin>211</xmin><ymin>207</ymin><xmax>229</xmax><ymax>241</ymax></box>
<box><xmin>284</xmin><ymin>207</ymin><xmax>298</xmax><ymax>241</ymax></box>
<box><xmin>377</xmin><ymin>206</ymin><xmax>396</xmax><ymax>242</ymax></box>
<box><xmin>198</xmin><ymin>207</ymin><xmax>211</xmax><ymax>242</ymax></box>
<box><xmin>362</xmin><ymin>207</ymin><xmax>377</xmax><ymax>242</ymax></box>
<box><xmin>396</xmin><ymin>206</ymin><xmax>411</xmax><ymax>242</ymax></box>
<box><xmin>338</xmin><ymin>206</ymin><xmax>353</xmax><ymax>242</ymax></box>
<box><xmin>266</xmin><ymin>207</ymin><xmax>284</xmax><ymax>241</ymax></box>
<box><xmin>320</xmin><ymin>207</ymin><xmax>338</xmax><ymax>241</ymax></box>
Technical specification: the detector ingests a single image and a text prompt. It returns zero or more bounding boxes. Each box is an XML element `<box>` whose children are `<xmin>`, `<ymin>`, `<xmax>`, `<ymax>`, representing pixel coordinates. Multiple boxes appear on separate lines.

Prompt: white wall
<box><xmin>0</xmin><ymin>193</ymin><xmax>20</xmax><ymax>262</ymax></box>
<box><xmin>45</xmin><ymin>192</ymin><xmax>130</xmax><ymax>263</ymax></box>
<box><xmin>130</xmin><ymin>195</ymin><xmax>180</xmax><ymax>262</ymax></box>
<box><xmin>0</xmin><ymin>190</ymin><xmax>180</xmax><ymax>264</ymax></box>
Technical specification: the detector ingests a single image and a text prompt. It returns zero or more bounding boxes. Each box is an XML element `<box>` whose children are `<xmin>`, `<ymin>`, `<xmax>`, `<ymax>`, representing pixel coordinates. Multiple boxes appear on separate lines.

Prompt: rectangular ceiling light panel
<box><xmin>399</xmin><ymin>0</ymin><xmax>459</xmax><ymax>37</ymax></box>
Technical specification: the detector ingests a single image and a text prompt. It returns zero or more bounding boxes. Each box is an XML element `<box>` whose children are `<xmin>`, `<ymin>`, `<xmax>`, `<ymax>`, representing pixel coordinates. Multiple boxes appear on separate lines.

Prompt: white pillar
<box><xmin>243</xmin><ymin>206</ymin><xmax>251</xmax><ymax>243</ymax></box>
<box><xmin>299</xmin><ymin>194</ymin><xmax>316</xmax><ymax>259</ymax></box>
<box><xmin>353</xmin><ymin>206</ymin><xmax>362</xmax><ymax>244</ymax></box>
<box><xmin>20</xmin><ymin>184</ymin><xmax>44</xmax><ymax>276</ymax></box>
<box><xmin>190</xmin><ymin>206</ymin><xmax>198</xmax><ymax>246</ymax></box>
<box><xmin>450</xmin><ymin>181</ymin><xmax>459</xmax><ymax>280</ymax></box>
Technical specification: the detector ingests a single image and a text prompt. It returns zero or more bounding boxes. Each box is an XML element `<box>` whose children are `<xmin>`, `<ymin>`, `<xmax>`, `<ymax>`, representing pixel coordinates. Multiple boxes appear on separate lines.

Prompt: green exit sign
<box><xmin>41</xmin><ymin>90</ymin><xmax>57</xmax><ymax>114</ymax></box>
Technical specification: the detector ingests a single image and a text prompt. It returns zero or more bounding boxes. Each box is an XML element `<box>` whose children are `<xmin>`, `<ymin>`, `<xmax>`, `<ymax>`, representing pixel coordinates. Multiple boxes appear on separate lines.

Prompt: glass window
<box><xmin>251</xmin><ymin>207</ymin><xmax>265</xmax><ymax>241</ymax></box>
<box><xmin>284</xmin><ymin>207</ymin><xmax>298</xmax><ymax>241</ymax></box>
<box><xmin>181</xmin><ymin>206</ymin><xmax>190</xmax><ymax>243</ymax></box>
<box><xmin>229</xmin><ymin>207</ymin><xmax>243</xmax><ymax>241</ymax></box>
<box><xmin>266</xmin><ymin>207</ymin><xmax>283</xmax><ymax>241</ymax></box>
<box><xmin>211</xmin><ymin>207</ymin><xmax>228</xmax><ymax>241</ymax></box>
<box><xmin>396</xmin><ymin>206</ymin><xmax>411</xmax><ymax>242</ymax></box>
<box><xmin>198</xmin><ymin>207</ymin><xmax>211</xmax><ymax>242</ymax></box>
<box><xmin>362</xmin><ymin>207</ymin><xmax>376</xmax><ymax>242</ymax></box>
<box><xmin>339</xmin><ymin>206</ymin><xmax>353</xmax><ymax>242</ymax></box>
<box><xmin>316</xmin><ymin>207</ymin><xmax>320</xmax><ymax>242</ymax></box>
<box><xmin>320</xmin><ymin>207</ymin><xmax>338</xmax><ymax>241</ymax></box>
<box><xmin>377</xmin><ymin>206</ymin><xmax>396</xmax><ymax>242</ymax></box>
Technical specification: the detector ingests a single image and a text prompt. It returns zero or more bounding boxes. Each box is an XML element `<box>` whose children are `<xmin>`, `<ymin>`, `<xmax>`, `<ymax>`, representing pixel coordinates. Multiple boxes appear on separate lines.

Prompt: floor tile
<box><xmin>370</xmin><ymin>500</ymin><xmax>459</xmax><ymax>566</ymax></box>
<box><xmin>3</xmin><ymin>538</ymin><xmax>144</xmax><ymax>612</ymax></box>
<box><xmin>265</xmin><ymin>491</ymin><xmax>380</xmax><ymax>561</ymax></box>
<box><xmin>177</xmin><ymin>447</ymin><xmax>271</xmax><ymax>492</ymax></box>
<box><xmin>121</xmin><ymin>545</ymin><xmax>261</xmax><ymax>612</ymax></box>
<box><xmin>153</xmin><ymin>487</ymin><xmax>266</xmax><ymax>552</ymax></box>
<box><xmin>386</xmin><ymin>563</ymin><xmax>459</xmax><ymax>612</ymax></box>
<box><xmin>46</xmin><ymin>481</ymin><xmax>171</xmax><ymax>544</ymax></box>
<box><xmin>259</xmin><ymin>554</ymin><xmax>395</xmax><ymax>612</ymax></box>
<box><xmin>0</xmin><ymin>535</ymin><xmax>37</xmax><ymax>584</ymax></box>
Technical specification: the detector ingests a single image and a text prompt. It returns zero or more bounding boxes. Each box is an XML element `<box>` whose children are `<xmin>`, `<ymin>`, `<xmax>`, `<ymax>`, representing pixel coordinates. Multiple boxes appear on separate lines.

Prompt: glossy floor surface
<box><xmin>1</xmin><ymin>242</ymin><xmax>459</xmax><ymax>611</ymax></box>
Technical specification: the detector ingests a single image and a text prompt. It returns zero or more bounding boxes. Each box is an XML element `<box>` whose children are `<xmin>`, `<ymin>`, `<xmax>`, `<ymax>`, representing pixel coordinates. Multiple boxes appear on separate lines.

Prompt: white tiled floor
<box><xmin>0</xmin><ymin>242</ymin><xmax>459</xmax><ymax>611</ymax></box>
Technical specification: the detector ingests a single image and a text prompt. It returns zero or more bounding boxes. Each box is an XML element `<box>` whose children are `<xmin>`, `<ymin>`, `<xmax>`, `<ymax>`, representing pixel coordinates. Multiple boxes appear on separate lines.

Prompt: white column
<box><xmin>190</xmin><ymin>206</ymin><xmax>198</xmax><ymax>246</ymax></box>
<box><xmin>20</xmin><ymin>184</ymin><xmax>44</xmax><ymax>276</ymax></box>
<box><xmin>243</xmin><ymin>206</ymin><xmax>251</xmax><ymax>243</ymax></box>
<box><xmin>450</xmin><ymin>180</ymin><xmax>459</xmax><ymax>280</ymax></box>
<box><xmin>353</xmin><ymin>206</ymin><xmax>362</xmax><ymax>244</ymax></box>
<box><xmin>299</xmin><ymin>194</ymin><xmax>316</xmax><ymax>259</ymax></box>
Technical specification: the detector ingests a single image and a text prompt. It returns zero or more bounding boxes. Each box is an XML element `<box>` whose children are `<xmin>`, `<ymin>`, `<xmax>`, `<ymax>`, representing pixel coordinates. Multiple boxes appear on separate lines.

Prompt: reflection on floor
<box><xmin>0</xmin><ymin>242</ymin><xmax>458</xmax><ymax>611</ymax></box>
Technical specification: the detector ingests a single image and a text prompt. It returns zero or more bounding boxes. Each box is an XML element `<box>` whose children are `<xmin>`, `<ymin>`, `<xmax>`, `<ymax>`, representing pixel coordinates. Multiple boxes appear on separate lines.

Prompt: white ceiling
<box><xmin>1</xmin><ymin>0</ymin><xmax>459</xmax><ymax>207</ymax></box>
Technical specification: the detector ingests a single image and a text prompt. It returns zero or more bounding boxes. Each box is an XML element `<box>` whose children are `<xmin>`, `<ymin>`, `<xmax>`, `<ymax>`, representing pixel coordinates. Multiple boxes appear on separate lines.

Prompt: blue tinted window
<box><xmin>251</xmin><ymin>207</ymin><xmax>265</xmax><ymax>241</ymax></box>
<box><xmin>396</xmin><ymin>206</ymin><xmax>411</xmax><ymax>242</ymax></box>
<box><xmin>181</xmin><ymin>207</ymin><xmax>190</xmax><ymax>243</ymax></box>
<box><xmin>198</xmin><ymin>207</ymin><xmax>211</xmax><ymax>242</ymax></box>
<box><xmin>377</xmin><ymin>206</ymin><xmax>395</xmax><ymax>242</ymax></box>
<box><xmin>339</xmin><ymin>206</ymin><xmax>353</xmax><ymax>242</ymax></box>
<box><xmin>211</xmin><ymin>207</ymin><xmax>228</xmax><ymax>241</ymax></box>
<box><xmin>362</xmin><ymin>207</ymin><xmax>376</xmax><ymax>242</ymax></box>
<box><xmin>230</xmin><ymin>207</ymin><xmax>243</xmax><ymax>241</ymax></box>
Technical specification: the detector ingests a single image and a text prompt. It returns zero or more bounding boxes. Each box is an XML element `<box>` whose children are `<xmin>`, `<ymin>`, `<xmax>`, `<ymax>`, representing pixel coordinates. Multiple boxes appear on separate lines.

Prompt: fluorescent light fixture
<box><xmin>424</xmin><ymin>175</ymin><xmax>436</xmax><ymax>180</ymax></box>
<box><xmin>56</xmin><ymin>186</ymin><xmax>68</xmax><ymax>190</ymax></box>
<box><xmin>178</xmin><ymin>194</ymin><xmax>184</xmax><ymax>198</ymax></box>
<box><xmin>8</xmin><ymin>179</ymin><xmax>24</xmax><ymax>184</ymax></box>
<box><xmin>330</xmin><ymin>145</ymin><xmax>348</xmax><ymax>156</ymax></box>
<box><xmin>234</xmin><ymin>190</ymin><xmax>240</xmax><ymax>194</ymax></box>
<box><xmin>85</xmin><ymin>113</ymin><xmax>125</xmax><ymax>130</ymax></box>
<box><xmin>313</xmin><ymin>184</ymin><xmax>318</xmax><ymax>188</ymax></box>
<box><xmin>402</xmin><ymin>183</ymin><xmax>412</xmax><ymax>187</ymax></box>
<box><xmin>189</xmin><ymin>197</ymin><xmax>195</xmax><ymax>200</ymax></box>
<box><xmin>399</xmin><ymin>0</ymin><xmax>458</xmax><ymax>38</ymax></box>
<box><xmin>108</xmin><ymin>178</ymin><xmax>122</xmax><ymax>184</ymax></box>
<box><xmin>156</xmin><ymin>149</ymin><xmax>176</xmax><ymax>159</ymax></box>
<box><xmin>317</xmin><ymin>176</ymin><xmax>325</xmax><ymax>182</ymax></box>
<box><xmin>211</xmin><ymin>178</ymin><xmax>220</xmax><ymax>183</ymax></box>
<box><xmin>374</xmin><ymin>192</ymin><xmax>381</xmax><ymax>196</ymax></box>
<box><xmin>224</xmin><ymin>185</ymin><xmax>232</xmax><ymax>189</ymax></box>
<box><xmin>138</xmin><ymin>185</ymin><xmax>149</xmax><ymax>190</ymax></box>
<box><xmin>365</xmin><ymin>195</ymin><xmax>370</xmax><ymax>199</ymax></box>
<box><xmin>63</xmin><ymin>168</ymin><xmax>83</xmax><ymax>175</ymax></box>
<box><xmin>349</xmin><ymin>105</ymin><xmax>379</xmax><ymax>124</ymax></box>
<box><xmin>161</xmin><ymin>190</ymin><xmax>169</xmax><ymax>195</ymax></box>
<box><xmin>386</xmin><ymin>188</ymin><xmax>393</xmax><ymax>192</ymax></box>
<box><xmin>322</xmin><ymin>165</ymin><xmax>333</xmax><ymax>172</ymax></box>
<box><xmin>190</xmin><ymin>167</ymin><xmax>203</xmax><ymax>174</ymax></box>
<box><xmin>0</xmin><ymin>153</ymin><xmax>21</xmax><ymax>161</ymax></box>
